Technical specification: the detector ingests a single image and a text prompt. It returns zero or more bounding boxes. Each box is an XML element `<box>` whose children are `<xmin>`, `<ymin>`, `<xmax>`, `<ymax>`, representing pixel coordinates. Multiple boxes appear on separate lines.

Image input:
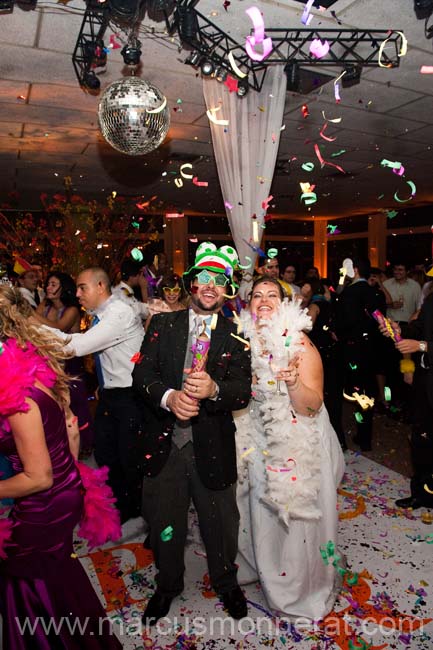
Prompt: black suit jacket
<box><xmin>336</xmin><ymin>280</ymin><xmax>383</xmax><ymax>342</ymax></box>
<box><xmin>403</xmin><ymin>292</ymin><xmax>433</xmax><ymax>410</ymax></box>
<box><xmin>132</xmin><ymin>309</ymin><xmax>252</xmax><ymax>490</ymax></box>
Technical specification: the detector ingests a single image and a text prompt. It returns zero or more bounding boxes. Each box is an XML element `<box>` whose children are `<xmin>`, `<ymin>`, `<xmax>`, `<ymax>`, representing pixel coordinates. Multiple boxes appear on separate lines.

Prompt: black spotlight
<box><xmin>200</xmin><ymin>59</ymin><xmax>214</xmax><ymax>76</ymax></box>
<box><xmin>121</xmin><ymin>40</ymin><xmax>142</xmax><ymax>66</ymax></box>
<box><xmin>177</xmin><ymin>6</ymin><xmax>199</xmax><ymax>43</ymax></box>
<box><xmin>284</xmin><ymin>61</ymin><xmax>301</xmax><ymax>92</ymax></box>
<box><xmin>214</xmin><ymin>66</ymin><xmax>228</xmax><ymax>82</ymax></box>
<box><xmin>108</xmin><ymin>0</ymin><xmax>143</xmax><ymax>19</ymax></box>
<box><xmin>341</xmin><ymin>64</ymin><xmax>362</xmax><ymax>88</ymax></box>
<box><xmin>237</xmin><ymin>79</ymin><xmax>249</xmax><ymax>97</ymax></box>
<box><xmin>414</xmin><ymin>0</ymin><xmax>433</xmax><ymax>19</ymax></box>
<box><xmin>84</xmin><ymin>40</ymin><xmax>107</xmax><ymax>68</ymax></box>
<box><xmin>185</xmin><ymin>51</ymin><xmax>201</xmax><ymax>67</ymax></box>
<box><xmin>82</xmin><ymin>70</ymin><xmax>101</xmax><ymax>91</ymax></box>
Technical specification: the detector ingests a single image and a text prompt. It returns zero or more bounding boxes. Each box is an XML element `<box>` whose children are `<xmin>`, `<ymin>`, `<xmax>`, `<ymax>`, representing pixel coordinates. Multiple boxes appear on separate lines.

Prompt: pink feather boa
<box><xmin>0</xmin><ymin>338</ymin><xmax>57</xmax><ymax>419</ymax></box>
<box><xmin>76</xmin><ymin>462</ymin><xmax>122</xmax><ymax>550</ymax></box>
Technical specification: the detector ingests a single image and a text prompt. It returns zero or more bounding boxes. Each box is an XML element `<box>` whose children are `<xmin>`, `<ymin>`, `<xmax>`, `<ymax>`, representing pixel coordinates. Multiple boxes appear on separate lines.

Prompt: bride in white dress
<box><xmin>235</xmin><ymin>276</ymin><xmax>345</xmax><ymax>621</ymax></box>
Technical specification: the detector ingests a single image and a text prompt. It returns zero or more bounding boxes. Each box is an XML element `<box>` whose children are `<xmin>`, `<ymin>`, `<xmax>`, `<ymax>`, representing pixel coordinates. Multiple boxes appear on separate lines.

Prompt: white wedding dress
<box><xmin>235</xmin><ymin>301</ymin><xmax>345</xmax><ymax>620</ymax></box>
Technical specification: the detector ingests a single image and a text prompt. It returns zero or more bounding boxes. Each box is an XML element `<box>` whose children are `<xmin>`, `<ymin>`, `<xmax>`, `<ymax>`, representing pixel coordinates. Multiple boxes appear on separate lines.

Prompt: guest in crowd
<box><xmin>383</xmin><ymin>262</ymin><xmax>421</xmax><ymax>413</ymax></box>
<box><xmin>221</xmin><ymin>270</ymin><xmax>245</xmax><ymax>319</ymax></box>
<box><xmin>235</xmin><ymin>276</ymin><xmax>345</xmax><ymax>620</ymax></box>
<box><xmin>0</xmin><ymin>284</ymin><xmax>121</xmax><ymax>649</ymax></box>
<box><xmin>299</xmin><ymin>278</ymin><xmax>346</xmax><ymax>449</ymax></box>
<box><xmin>336</xmin><ymin>258</ymin><xmax>383</xmax><ymax>451</ymax></box>
<box><xmin>112</xmin><ymin>258</ymin><xmax>150</xmax><ymax>320</ymax></box>
<box><xmin>17</xmin><ymin>269</ymin><xmax>44</xmax><ymax>309</ymax></box>
<box><xmin>380</xmin><ymin>293</ymin><xmax>433</xmax><ymax>510</ymax></box>
<box><xmin>53</xmin><ymin>267</ymin><xmax>146</xmax><ymax>524</ymax></box>
<box><xmin>158</xmin><ymin>273</ymin><xmax>188</xmax><ymax>312</ymax></box>
<box><xmin>32</xmin><ymin>271</ymin><xmax>94</xmax><ymax>450</ymax></box>
<box><xmin>257</xmin><ymin>255</ymin><xmax>292</xmax><ymax>297</ymax></box>
<box><xmin>133</xmin><ymin>242</ymin><xmax>252</xmax><ymax>625</ymax></box>
<box><xmin>281</xmin><ymin>263</ymin><xmax>300</xmax><ymax>296</ymax></box>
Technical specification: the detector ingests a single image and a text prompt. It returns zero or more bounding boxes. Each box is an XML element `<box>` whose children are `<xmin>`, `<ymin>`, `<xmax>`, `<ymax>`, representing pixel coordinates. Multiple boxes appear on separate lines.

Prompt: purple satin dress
<box><xmin>0</xmin><ymin>387</ymin><xmax>121</xmax><ymax>649</ymax></box>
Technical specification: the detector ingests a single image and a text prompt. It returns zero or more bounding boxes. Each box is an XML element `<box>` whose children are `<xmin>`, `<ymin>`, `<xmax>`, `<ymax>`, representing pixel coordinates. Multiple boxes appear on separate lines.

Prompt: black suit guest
<box><xmin>133</xmin><ymin>242</ymin><xmax>252</xmax><ymax>626</ymax></box>
<box><xmin>384</xmin><ymin>293</ymin><xmax>433</xmax><ymax>510</ymax></box>
<box><xmin>336</xmin><ymin>257</ymin><xmax>383</xmax><ymax>451</ymax></box>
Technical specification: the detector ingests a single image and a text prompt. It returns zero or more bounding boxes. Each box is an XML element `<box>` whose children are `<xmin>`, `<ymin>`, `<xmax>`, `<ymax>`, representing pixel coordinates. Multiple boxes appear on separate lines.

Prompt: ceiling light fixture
<box><xmin>284</xmin><ymin>61</ymin><xmax>301</xmax><ymax>92</ymax></box>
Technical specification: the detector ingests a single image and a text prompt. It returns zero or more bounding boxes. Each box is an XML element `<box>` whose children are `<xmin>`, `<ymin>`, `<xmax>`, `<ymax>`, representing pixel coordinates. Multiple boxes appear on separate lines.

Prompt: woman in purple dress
<box><xmin>0</xmin><ymin>285</ymin><xmax>121</xmax><ymax>649</ymax></box>
<box><xmin>33</xmin><ymin>271</ymin><xmax>94</xmax><ymax>451</ymax></box>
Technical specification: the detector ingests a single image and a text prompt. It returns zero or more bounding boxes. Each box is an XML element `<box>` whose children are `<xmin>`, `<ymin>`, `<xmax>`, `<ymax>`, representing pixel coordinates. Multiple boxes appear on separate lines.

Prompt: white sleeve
<box><xmin>65</xmin><ymin>310</ymin><xmax>131</xmax><ymax>356</ymax></box>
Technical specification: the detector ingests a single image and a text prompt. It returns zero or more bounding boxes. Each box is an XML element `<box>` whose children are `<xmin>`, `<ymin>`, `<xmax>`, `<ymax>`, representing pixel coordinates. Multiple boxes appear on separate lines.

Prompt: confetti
<box><xmin>245</xmin><ymin>6</ymin><xmax>273</xmax><ymax>62</ymax></box>
<box><xmin>160</xmin><ymin>525</ymin><xmax>173</xmax><ymax>542</ymax></box>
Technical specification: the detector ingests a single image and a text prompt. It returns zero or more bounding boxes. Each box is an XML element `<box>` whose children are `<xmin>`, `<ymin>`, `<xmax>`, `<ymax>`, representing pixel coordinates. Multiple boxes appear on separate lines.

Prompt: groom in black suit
<box><xmin>133</xmin><ymin>243</ymin><xmax>251</xmax><ymax>625</ymax></box>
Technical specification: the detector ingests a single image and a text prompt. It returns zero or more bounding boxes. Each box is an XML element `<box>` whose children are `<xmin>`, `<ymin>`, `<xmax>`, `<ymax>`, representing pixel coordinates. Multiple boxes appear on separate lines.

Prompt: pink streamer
<box><xmin>392</xmin><ymin>165</ymin><xmax>405</xmax><ymax>176</ymax></box>
<box><xmin>319</xmin><ymin>123</ymin><xmax>336</xmax><ymax>142</ymax></box>
<box><xmin>309</xmin><ymin>38</ymin><xmax>330</xmax><ymax>59</ymax></box>
<box><xmin>193</xmin><ymin>177</ymin><xmax>208</xmax><ymax>187</ymax></box>
<box><xmin>301</xmin><ymin>0</ymin><xmax>315</xmax><ymax>25</ymax></box>
<box><xmin>314</xmin><ymin>143</ymin><xmax>345</xmax><ymax>174</ymax></box>
<box><xmin>245</xmin><ymin>6</ymin><xmax>273</xmax><ymax>61</ymax></box>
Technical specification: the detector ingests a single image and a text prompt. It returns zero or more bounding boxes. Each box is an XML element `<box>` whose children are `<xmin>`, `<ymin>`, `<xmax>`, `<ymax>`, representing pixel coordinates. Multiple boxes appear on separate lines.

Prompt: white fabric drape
<box><xmin>203</xmin><ymin>65</ymin><xmax>287</xmax><ymax>294</ymax></box>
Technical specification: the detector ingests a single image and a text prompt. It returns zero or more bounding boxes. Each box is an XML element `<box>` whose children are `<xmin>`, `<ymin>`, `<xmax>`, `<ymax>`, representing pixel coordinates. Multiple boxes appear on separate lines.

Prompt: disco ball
<box><xmin>98</xmin><ymin>77</ymin><xmax>170</xmax><ymax>156</ymax></box>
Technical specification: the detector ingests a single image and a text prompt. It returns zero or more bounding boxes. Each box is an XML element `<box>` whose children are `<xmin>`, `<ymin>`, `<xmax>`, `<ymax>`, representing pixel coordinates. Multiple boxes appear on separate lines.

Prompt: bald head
<box><xmin>76</xmin><ymin>267</ymin><xmax>111</xmax><ymax>311</ymax></box>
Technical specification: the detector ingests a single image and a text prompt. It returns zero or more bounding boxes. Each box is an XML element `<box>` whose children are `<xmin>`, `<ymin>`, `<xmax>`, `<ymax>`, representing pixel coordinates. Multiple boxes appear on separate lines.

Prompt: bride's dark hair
<box><xmin>250</xmin><ymin>276</ymin><xmax>286</xmax><ymax>301</ymax></box>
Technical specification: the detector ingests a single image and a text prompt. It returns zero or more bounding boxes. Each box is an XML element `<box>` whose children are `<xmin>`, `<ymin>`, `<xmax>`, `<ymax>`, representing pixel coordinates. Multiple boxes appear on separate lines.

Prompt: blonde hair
<box><xmin>0</xmin><ymin>285</ymin><xmax>71</xmax><ymax>406</ymax></box>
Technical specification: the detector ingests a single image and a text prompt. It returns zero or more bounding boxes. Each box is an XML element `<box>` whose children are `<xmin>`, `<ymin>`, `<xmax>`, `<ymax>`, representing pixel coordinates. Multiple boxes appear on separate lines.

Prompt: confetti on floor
<box><xmin>77</xmin><ymin>451</ymin><xmax>433</xmax><ymax>649</ymax></box>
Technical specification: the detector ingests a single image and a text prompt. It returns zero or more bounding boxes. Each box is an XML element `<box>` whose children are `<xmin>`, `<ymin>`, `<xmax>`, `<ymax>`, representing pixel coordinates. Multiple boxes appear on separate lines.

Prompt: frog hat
<box><xmin>182</xmin><ymin>242</ymin><xmax>239</xmax><ymax>293</ymax></box>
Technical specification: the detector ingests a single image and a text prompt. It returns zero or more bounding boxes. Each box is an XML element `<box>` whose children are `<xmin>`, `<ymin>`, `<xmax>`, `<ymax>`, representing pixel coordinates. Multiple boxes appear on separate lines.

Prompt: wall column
<box><xmin>368</xmin><ymin>212</ymin><xmax>387</xmax><ymax>269</ymax></box>
<box><xmin>314</xmin><ymin>219</ymin><xmax>328</xmax><ymax>277</ymax></box>
<box><xmin>164</xmin><ymin>216</ymin><xmax>188</xmax><ymax>275</ymax></box>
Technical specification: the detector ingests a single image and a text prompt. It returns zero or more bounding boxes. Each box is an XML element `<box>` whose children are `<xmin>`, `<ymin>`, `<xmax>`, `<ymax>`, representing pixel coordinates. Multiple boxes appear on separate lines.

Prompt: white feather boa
<box><xmin>236</xmin><ymin>300</ymin><xmax>323</xmax><ymax>527</ymax></box>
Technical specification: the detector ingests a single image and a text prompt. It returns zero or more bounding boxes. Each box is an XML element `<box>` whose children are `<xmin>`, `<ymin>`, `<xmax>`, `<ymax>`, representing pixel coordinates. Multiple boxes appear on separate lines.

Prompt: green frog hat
<box><xmin>182</xmin><ymin>242</ymin><xmax>239</xmax><ymax>293</ymax></box>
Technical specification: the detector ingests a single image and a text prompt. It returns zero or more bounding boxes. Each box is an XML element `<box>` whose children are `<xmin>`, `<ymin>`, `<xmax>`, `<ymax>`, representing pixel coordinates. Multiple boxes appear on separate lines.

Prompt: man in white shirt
<box><xmin>61</xmin><ymin>267</ymin><xmax>146</xmax><ymax>524</ymax></box>
<box><xmin>383</xmin><ymin>262</ymin><xmax>421</xmax><ymax>324</ymax></box>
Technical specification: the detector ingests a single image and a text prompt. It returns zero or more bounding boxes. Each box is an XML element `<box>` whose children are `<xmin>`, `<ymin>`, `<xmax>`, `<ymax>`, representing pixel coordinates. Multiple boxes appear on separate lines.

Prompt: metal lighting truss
<box><xmin>166</xmin><ymin>1</ymin><xmax>404</xmax><ymax>92</ymax></box>
<box><xmin>72</xmin><ymin>6</ymin><xmax>110</xmax><ymax>88</ymax></box>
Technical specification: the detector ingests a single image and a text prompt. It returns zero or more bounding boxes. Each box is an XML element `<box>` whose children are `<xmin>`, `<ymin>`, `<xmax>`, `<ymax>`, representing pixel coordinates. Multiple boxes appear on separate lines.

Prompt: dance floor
<box><xmin>76</xmin><ymin>451</ymin><xmax>433</xmax><ymax>650</ymax></box>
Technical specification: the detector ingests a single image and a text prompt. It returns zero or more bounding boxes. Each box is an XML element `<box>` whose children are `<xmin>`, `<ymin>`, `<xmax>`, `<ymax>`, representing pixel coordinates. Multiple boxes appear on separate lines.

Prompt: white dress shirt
<box><xmin>111</xmin><ymin>280</ymin><xmax>150</xmax><ymax>321</ymax></box>
<box><xmin>383</xmin><ymin>277</ymin><xmax>421</xmax><ymax>322</ymax></box>
<box><xmin>58</xmin><ymin>295</ymin><xmax>144</xmax><ymax>388</ymax></box>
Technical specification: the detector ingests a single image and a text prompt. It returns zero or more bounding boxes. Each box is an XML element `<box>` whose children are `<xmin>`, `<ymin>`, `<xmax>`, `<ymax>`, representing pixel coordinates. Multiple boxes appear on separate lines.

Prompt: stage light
<box><xmin>82</xmin><ymin>70</ymin><xmax>101</xmax><ymax>91</ymax></box>
<box><xmin>0</xmin><ymin>0</ymin><xmax>13</xmax><ymax>11</ymax></box>
<box><xmin>214</xmin><ymin>66</ymin><xmax>228</xmax><ymax>82</ymax></box>
<box><xmin>121</xmin><ymin>39</ymin><xmax>142</xmax><ymax>66</ymax></box>
<box><xmin>108</xmin><ymin>0</ymin><xmax>143</xmax><ymax>19</ymax></box>
<box><xmin>284</xmin><ymin>61</ymin><xmax>301</xmax><ymax>92</ymax></box>
<box><xmin>200</xmin><ymin>59</ymin><xmax>214</xmax><ymax>76</ymax></box>
<box><xmin>341</xmin><ymin>64</ymin><xmax>361</xmax><ymax>88</ymax></box>
<box><xmin>185</xmin><ymin>50</ymin><xmax>201</xmax><ymax>66</ymax></box>
<box><xmin>237</xmin><ymin>79</ymin><xmax>249</xmax><ymax>97</ymax></box>
<box><xmin>414</xmin><ymin>0</ymin><xmax>433</xmax><ymax>19</ymax></box>
<box><xmin>177</xmin><ymin>6</ymin><xmax>199</xmax><ymax>42</ymax></box>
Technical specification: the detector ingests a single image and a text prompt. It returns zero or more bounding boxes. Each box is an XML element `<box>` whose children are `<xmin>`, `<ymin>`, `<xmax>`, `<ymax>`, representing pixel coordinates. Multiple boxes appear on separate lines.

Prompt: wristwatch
<box><xmin>419</xmin><ymin>341</ymin><xmax>427</xmax><ymax>353</ymax></box>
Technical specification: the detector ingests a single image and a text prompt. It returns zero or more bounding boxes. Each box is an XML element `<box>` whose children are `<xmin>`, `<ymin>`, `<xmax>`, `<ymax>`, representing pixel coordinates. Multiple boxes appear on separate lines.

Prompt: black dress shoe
<box><xmin>220</xmin><ymin>586</ymin><xmax>248</xmax><ymax>619</ymax></box>
<box><xmin>142</xmin><ymin>591</ymin><xmax>173</xmax><ymax>626</ymax></box>
<box><xmin>395</xmin><ymin>496</ymin><xmax>426</xmax><ymax>510</ymax></box>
